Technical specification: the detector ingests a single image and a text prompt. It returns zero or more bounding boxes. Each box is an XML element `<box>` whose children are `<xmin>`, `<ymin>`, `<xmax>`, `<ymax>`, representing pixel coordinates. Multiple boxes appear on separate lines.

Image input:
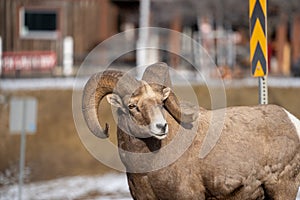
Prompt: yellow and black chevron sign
<box><xmin>249</xmin><ymin>0</ymin><xmax>268</xmax><ymax>77</ymax></box>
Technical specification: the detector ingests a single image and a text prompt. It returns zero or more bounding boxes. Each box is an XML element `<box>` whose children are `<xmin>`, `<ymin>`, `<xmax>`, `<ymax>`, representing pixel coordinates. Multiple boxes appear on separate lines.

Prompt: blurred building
<box><xmin>1</xmin><ymin>0</ymin><xmax>300</xmax><ymax>77</ymax></box>
<box><xmin>0</xmin><ymin>0</ymin><xmax>118</xmax><ymax>76</ymax></box>
<box><xmin>111</xmin><ymin>0</ymin><xmax>300</xmax><ymax>77</ymax></box>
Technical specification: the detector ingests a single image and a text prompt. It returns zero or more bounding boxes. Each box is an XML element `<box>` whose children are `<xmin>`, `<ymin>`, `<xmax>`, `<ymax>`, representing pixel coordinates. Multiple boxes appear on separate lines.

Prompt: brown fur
<box><xmin>116</xmin><ymin>100</ymin><xmax>300</xmax><ymax>199</ymax></box>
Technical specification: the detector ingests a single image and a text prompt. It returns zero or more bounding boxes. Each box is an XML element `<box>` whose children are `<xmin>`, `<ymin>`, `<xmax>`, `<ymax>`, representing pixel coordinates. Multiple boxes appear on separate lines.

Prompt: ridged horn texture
<box><xmin>142</xmin><ymin>62</ymin><xmax>172</xmax><ymax>87</ymax></box>
<box><xmin>142</xmin><ymin>62</ymin><xmax>198</xmax><ymax>124</ymax></box>
<box><xmin>82</xmin><ymin>70</ymin><xmax>139</xmax><ymax>138</ymax></box>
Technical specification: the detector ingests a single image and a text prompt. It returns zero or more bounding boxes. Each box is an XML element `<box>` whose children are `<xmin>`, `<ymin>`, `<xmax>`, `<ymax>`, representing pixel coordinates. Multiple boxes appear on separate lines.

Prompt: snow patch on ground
<box><xmin>1</xmin><ymin>76</ymin><xmax>300</xmax><ymax>91</ymax></box>
<box><xmin>0</xmin><ymin>77</ymin><xmax>86</xmax><ymax>91</ymax></box>
<box><xmin>0</xmin><ymin>172</ymin><xmax>298</xmax><ymax>199</ymax></box>
<box><xmin>0</xmin><ymin>173</ymin><xmax>131</xmax><ymax>200</ymax></box>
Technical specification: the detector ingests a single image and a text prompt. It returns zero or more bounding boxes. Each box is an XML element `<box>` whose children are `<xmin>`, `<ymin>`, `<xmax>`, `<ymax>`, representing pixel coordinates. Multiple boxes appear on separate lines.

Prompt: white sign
<box><xmin>9</xmin><ymin>97</ymin><xmax>37</xmax><ymax>134</ymax></box>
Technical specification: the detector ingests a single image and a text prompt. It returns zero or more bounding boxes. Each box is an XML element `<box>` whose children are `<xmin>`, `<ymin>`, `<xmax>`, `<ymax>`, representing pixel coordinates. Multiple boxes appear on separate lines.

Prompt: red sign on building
<box><xmin>2</xmin><ymin>51</ymin><xmax>56</xmax><ymax>73</ymax></box>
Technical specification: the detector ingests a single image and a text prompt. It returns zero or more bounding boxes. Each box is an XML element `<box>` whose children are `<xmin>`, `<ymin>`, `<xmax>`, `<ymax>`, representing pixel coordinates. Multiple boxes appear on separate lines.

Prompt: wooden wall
<box><xmin>0</xmin><ymin>0</ymin><xmax>118</xmax><ymax>66</ymax></box>
<box><xmin>292</xmin><ymin>15</ymin><xmax>300</xmax><ymax>64</ymax></box>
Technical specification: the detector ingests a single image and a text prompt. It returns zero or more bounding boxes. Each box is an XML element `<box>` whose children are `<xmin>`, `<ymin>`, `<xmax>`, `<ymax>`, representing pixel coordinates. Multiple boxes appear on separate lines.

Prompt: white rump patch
<box><xmin>284</xmin><ymin>109</ymin><xmax>300</xmax><ymax>140</ymax></box>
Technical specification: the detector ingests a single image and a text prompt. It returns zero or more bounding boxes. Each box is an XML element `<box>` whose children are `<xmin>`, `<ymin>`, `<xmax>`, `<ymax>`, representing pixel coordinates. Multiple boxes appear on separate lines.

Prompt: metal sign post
<box><xmin>258</xmin><ymin>76</ymin><xmax>268</xmax><ymax>104</ymax></box>
<box><xmin>10</xmin><ymin>97</ymin><xmax>37</xmax><ymax>200</ymax></box>
<box><xmin>249</xmin><ymin>0</ymin><xmax>268</xmax><ymax>104</ymax></box>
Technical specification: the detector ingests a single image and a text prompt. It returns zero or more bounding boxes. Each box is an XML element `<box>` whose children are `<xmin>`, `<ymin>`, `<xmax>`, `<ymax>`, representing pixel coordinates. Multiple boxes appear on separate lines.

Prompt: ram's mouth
<box><xmin>150</xmin><ymin>132</ymin><xmax>167</xmax><ymax>140</ymax></box>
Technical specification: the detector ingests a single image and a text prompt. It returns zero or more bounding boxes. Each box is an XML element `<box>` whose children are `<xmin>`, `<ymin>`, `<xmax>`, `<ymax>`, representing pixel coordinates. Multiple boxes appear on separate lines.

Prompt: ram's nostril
<box><xmin>156</xmin><ymin>123</ymin><xmax>168</xmax><ymax>132</ymax></box>
<box><xmin>156</xmin><ymin>123</ymin><xmax>163</xmax><ymax>129</ymax></box>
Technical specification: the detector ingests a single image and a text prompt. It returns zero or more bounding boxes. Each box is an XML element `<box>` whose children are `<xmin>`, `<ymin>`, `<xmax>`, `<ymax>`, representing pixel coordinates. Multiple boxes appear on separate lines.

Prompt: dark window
<box><xmin>25</xmin><ymin>11</ymin><xmax>57</xmax><ymax>31</ymax></box>
<box><xmin>20</xmin><ymin>8</ymin><xmax>59</xmax><ymax>39</ymax></box>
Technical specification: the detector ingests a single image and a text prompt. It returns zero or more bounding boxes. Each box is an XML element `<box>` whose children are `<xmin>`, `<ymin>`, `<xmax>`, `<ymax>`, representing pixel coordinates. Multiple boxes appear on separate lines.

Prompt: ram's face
<box><xmin>107</xmin><ymin>82</ymin><xmax>170</xmax><ymax>140</ymax></box>
<box><xmin>82</xmin><ymin>63</ymin><xmax>198</xmax><ymax>140</ymax></box>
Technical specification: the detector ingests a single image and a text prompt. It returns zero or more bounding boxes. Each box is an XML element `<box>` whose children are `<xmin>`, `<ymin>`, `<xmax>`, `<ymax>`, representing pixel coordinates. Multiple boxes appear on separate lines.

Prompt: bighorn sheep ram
<box><xmin>82</xmin><ymin>62</ymin><xmax>300</xmax><ymax>199</ymax></box>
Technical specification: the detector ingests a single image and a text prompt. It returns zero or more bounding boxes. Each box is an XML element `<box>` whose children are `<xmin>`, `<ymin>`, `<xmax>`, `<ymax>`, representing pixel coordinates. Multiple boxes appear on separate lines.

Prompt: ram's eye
<box><xmin>128</xmin><ymin>104</ymin><xmax>136</xmax><ymax>109</ymax></box>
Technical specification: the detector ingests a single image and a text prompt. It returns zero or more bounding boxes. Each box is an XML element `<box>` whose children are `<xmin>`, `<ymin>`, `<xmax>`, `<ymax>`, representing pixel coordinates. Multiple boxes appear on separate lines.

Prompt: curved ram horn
<box><xmin>165</xmin><ymin>93</ymin><xmax>199</xmax><ymax>125</ymax></box>
<box><xmin>82</xmin><ymin>70</ymin><xmax>140</xmax><ymax>138</ymax></box>
<box><xmin>142</xmin><ymin>62</ymin><xmax>172</xmax><ymax>88</ymax></box>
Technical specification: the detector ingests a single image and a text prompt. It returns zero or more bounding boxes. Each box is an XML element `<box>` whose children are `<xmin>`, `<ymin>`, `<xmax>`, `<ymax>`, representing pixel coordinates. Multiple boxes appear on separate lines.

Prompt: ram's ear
<box><xmin>107</xmin><ymin>94</ymin><xmax>126</xmax><ymax>112</ymax></box>
<box><xmin>162</xmin><ymin>87</ymin><xmax>171</xmax><ymax>101</ymax></box>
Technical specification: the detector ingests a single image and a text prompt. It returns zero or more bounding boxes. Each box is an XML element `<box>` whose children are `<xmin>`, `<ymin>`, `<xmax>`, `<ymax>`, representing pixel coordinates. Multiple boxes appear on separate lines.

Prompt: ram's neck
<box><xmin>117</xmin><ymin>128</ymin><xmax>161</xmax><ymax>153</ymax></box>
